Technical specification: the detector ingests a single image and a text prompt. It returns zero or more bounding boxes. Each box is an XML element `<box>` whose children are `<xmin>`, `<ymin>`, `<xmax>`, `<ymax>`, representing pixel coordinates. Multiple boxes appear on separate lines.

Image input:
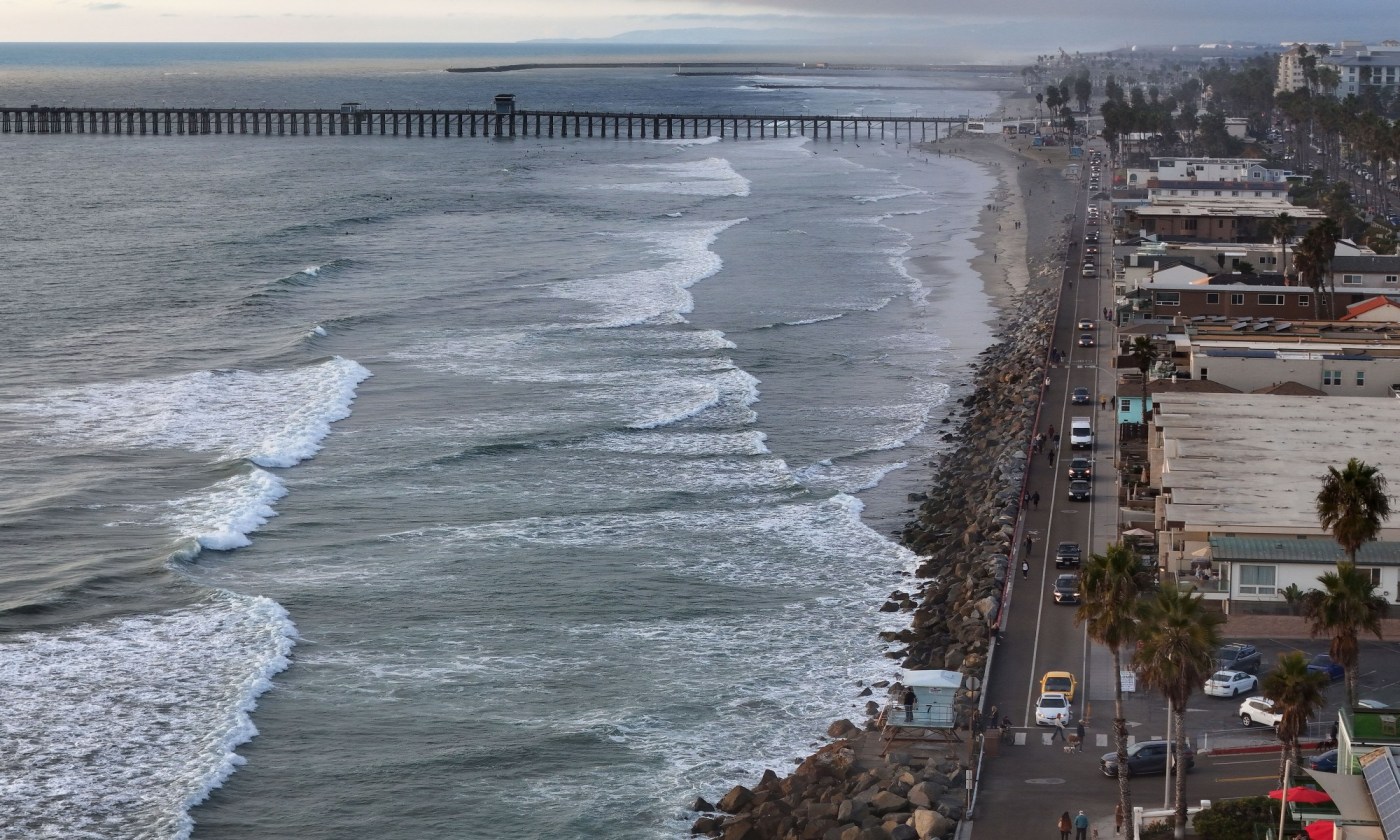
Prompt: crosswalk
<box><xmin>1003</xmin><ymin>732</ymin><xmax>1163</xmax><ymax>748</ymax></box>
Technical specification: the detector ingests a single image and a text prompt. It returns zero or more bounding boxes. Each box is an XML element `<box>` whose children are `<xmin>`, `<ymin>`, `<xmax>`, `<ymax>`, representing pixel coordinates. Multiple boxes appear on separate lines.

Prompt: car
<box><xmin>1077</xmin><ymin>318</ymin><xmax>1095</xmax><ymax>330</ymax></box>
<box><xmin>1041</xmin><ymin>671</ymin><xmax>1078</xmax><ymax>701</ymax></box>
<box><xmin>1308</xmin><ymin>654</ymin><xmax>1345</xmax><ymax>682</ymax></box>
<box><xmin>1081</xmin><ymin>266</ymin><xmax>1096</xmax><ymax>277</ymax></box>
<box><xmin>1085</xmin><ymin>231</ymin><xmax>1100</xmax><ymax>243</ymax></box>
<box><xmin>1053</xmin><ymin>573</ymin><xmax>1080</xmax><ymax>605</ymax></box>
<box><xmin>1101</xmin><ymin>739</ymin><xmax>1195</xmax><ymax>777</ymax></box>
<box><xmin>1078</xmin><ymin>333</ymin><xmax>1095</xmax><ymax>347</ymax></box>
<box><xmin>1035</xmin><ymin>692</ymin><xmax>1073</xmax><ymax>726</ymax></box>
<box><xmin>1055</xmin><ymin>542</ymin><xmax>1082</xmax><ymax>568</ymax></box>
<box><xmin>1068</xmin><ymin>480</ymin><xmax>1091</xmax><ymax>501</ymax></box>
<box><xmin>1239</xmin><ymin>696</ymin><xmax>1285</xmax><ymax>728</ymax></box>
<box><xmin>1084</xmin><ymin>245</ymin><xmax>1099</xmax><ymax>256</ymax></box>
<box><xmin>1204</xmin><ymin>670</ymin><xmax>1259</xmax><ymax>698</ymax></box>
<box><xmin>1308</xmin><ymin>749</ymin><xmax>1339</xmax><ymax>773</ymax></box>
<box><xmin>1071</xmin><ymin>387</ymin><xmax>1092</xmax><ymax>405</ymax></box>
<box><xmin>1067</xmin><ymin>457</ymin><xmax>1092</xmax><ymax>480</ymax></box>
<box><xmin>1357</xmin><ymin>699</ymin><xmax>1393</xmax><ymax>710</ymax></box>
<box><xmin>1214</xmin><ymin>643</ymin><xmax>1262</xmax><ymax>675</ymax></box>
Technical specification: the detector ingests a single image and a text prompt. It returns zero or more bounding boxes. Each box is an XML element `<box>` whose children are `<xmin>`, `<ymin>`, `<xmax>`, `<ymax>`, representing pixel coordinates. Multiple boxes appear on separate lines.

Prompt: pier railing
<box><xmin>0</xmin><ymin>105</ymin><xmax>977</xmax><ymax>143</ymax></box>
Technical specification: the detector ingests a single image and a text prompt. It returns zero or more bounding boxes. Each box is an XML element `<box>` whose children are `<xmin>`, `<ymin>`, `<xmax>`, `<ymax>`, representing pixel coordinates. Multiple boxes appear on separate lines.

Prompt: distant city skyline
<box><xmin>3</xmin><ymin>0</ymin><xmax>1396</xmax><ymax>63</ymax></box>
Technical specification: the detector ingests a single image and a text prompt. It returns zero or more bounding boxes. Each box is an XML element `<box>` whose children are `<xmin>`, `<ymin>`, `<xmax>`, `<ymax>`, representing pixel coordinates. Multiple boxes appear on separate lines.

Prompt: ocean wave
<box><xmin>600</xmin><ymin>158</ymin><xmax>751</xmax><ymax>197</ymax></box>
<box><xmin>0</xmin><ymin>592</ymin><xmax>295</xmax><ymax>840</ymax></box>
<box><xmin>5</xmin><ymin>356</ymin><xmax>372</xmax><ymax>468</ymax></box>
<box><xmin>625</xmin><ymin>367</ymin><xmax>759</xmax><ymax>431</ymax></box>
<box><xmin>164</xmin><ymin>467</ymin><xmax>289</xmax><ymax>553</ymax></box>
<box><xmin>646</xmin><ymin>136</ymin><xmax>721</xmax><ymax>147</ymax></box>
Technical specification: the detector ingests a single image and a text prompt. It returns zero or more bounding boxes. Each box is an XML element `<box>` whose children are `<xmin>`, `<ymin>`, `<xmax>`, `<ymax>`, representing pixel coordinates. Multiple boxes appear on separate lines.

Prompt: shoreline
<box><xmin>692</xmin><ymin>92</ymin><xmax>1079</xmax><ymax>839</ymax></box>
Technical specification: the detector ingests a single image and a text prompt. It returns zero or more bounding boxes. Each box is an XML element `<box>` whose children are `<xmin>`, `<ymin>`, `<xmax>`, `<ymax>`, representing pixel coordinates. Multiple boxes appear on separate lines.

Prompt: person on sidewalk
<box><xmin>1053</xmin><ymin>718</ymin><xmax>1067</xmax><ymax>742</ymax></box>
<box><xmin>1057</xmin><ymin>811</ymin><xmax>1072</xmax><ymax>840</ymax></box>
<box><xmin>1076</xmin><ymin>720</ymin><xmax>1086</xmax><ymax>751</ymax></box>
<box><xmin>1115</xmin><ymin>802</ymin><xmax>1124</xmax><ymax>835</ymax></box>
<box><xmin>1074</xmin><ymin>810</ymin><xmax>1089</xmax><ymax>840</ymax></box>
<box><xmin>1022</xmin><ymin>560</ymin><xmax>1029</xmax><ymax>579</ymax></box>
<box><xmin>1031</xmin><ymin>491</ymin><xmax>1040</xmax><ymax>509</ymax></box>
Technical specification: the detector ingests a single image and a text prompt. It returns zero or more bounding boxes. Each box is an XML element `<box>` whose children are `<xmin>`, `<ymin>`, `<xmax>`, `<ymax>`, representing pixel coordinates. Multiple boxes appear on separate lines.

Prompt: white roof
<box><xmin>903</xmin><ymin>670</ymin><xmax>963</xmax><ymax>689</ymax></box>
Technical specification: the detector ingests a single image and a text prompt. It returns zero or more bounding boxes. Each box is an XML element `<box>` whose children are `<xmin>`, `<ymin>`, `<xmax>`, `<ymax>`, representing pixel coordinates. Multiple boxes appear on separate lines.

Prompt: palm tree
<box><xmin>1303</xmin><ymin>563</ymin><xmax>1390</xmax><ymax>708</ymax></box>
<box><xmin>1261</xmin><ymin>651</ymin><xmax>1329</xmax><ymax>783</ymax></box>
<box><xmin>1075</xmin><ymin>543</ymin><xmax>1151</xmax><ymax>828</ymax></box>
<box><xmin>1270</xmin><ymin>212</ymin><xmax>1294</xmax><ymax>278</ymax></box>
<box><xmin>1134</xmin><ymin>588</ymin><xmax>1222</xmax><ymax>840</ymax></box>
<box><xmin>1316</xmin><ymin>458</ymin><xmax>1392</xmax><ymax>563</ymax></box>
<box><xmin>1295</xmin><ymin>219</ymin><xmax>1340</xmax><ymax>318</ymax></box>
<box><xmin>1129</xmin><ymin>336</ymin><xmax>1156</xmax><ymax>420</ymax></box>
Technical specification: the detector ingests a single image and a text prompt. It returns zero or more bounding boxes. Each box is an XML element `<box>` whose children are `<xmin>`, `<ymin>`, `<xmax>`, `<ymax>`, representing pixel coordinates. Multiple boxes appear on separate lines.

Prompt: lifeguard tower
<box><xmin>882</xmin><ymin>669</ymin><xmax>964</xmax><ymax>753</ymax></box>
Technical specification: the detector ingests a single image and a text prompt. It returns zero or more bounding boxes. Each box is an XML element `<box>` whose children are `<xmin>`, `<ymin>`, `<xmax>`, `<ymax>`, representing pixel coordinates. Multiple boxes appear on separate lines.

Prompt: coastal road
<box><xmin>967</xmin><ymin>139</ymin><xmax>1133</xmax><ymax>839</ymax></box>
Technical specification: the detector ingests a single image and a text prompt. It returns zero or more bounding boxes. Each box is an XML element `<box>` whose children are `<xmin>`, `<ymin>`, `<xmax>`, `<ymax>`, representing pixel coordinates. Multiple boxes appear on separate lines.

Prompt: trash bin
<box><xmin>984</xmin><ymin>728</ymin><xmax>1002</xmax><ymax>756</ymax></box>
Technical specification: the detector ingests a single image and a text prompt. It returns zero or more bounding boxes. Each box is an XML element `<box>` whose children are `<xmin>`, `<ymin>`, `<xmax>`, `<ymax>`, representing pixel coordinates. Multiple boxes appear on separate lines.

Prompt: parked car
<box><xmin>1053</xmin><ymin>573</ymin><xmax>1080</xmax><ymax>605</ymax></box>
<box><xmin>1071</xmin><ymin>387</ymin><xmax>1091</xmax><ymax>405</ymax></box>
<box><xmin>1035</xmin><ymin>692</ymin><xmax>1073</xmax><ymax>726</ymax></box>
<box><xmin>1239</xmin><ymin>696</ymin><xmax>1284</xmax><ymax>728</ymax></box>
<box><xmin>1100</xmin><ymin>739</ymin><xmax>1195</xmax><ymax>777</ymax></box>
<box><xmin>1357</xmin><ymin>699</ymin><xmax>1393</xmax><ymax>710</ymax></box>
<box><xmin>1041</xmin><ymin>671</ymin><xmax>1078</xmax><ymax>701</ymax></box>
<box><xmin>1214</xmin><ymin>643</ymin><xmax>1262</xmax><ymax>675</ymax></box>
<box><xmin>1066</xmin><ymin>457</ymin><xmax>1093</xmax><ymax>480</ymax></box>
<box><xmin>1308</xmin><ymin>654</ymin><xmax>1345</xmax><ymax>682</ymax></box>
<box><xmin>1308</xmin><ymin>749</ymin><xmax>1339</xmax><ymax>773</ymax></box>
<box><xmin>1078</xmin><ymin>333</ymin><xmax>1095</xmax><ymax>347</ymax></box>
<box><xmin>1067</xmin><ymin>480</ymin><xmax>1091</xmax><ymax>501</ymax></box>
<box><xmin>1204</xmin><ymin>670</ymin><xmax>1259</xmax><ymax>698</ymax></box>
<box><xmin>1055</xmin><ymin>542</ymin><xmax>1082</xmax><ymax>568</ymax></box>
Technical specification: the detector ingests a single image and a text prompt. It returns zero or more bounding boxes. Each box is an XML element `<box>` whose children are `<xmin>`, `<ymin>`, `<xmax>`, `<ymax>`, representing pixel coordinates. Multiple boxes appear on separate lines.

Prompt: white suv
<box><xmin>1239</xmin><ymin>696</ymin><xmax>1283</xmax><ymax>728</ymax></box>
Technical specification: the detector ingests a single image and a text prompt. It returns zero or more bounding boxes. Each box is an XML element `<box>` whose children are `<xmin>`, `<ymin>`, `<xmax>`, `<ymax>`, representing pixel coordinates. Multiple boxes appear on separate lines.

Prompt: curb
<box><xmin>1200</xmin><ymin>739</ymin><xmax>1327</xmax><ymax>757</ymax></box>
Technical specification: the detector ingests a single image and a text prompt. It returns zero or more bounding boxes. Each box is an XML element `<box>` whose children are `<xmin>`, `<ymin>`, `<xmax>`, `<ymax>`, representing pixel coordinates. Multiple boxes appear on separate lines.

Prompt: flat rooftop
<box><xmin>1154</xmin><ymin>392</ymin><xmax>1400</xmax><ymax>532</ymax></box>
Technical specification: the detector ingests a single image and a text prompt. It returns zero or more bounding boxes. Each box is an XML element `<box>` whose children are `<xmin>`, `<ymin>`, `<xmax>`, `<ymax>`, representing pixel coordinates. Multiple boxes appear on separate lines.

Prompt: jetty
<box><xmin>0</xmin><ymin>98</ymin><xmax>980</xmax><ymax>143</ymax></box>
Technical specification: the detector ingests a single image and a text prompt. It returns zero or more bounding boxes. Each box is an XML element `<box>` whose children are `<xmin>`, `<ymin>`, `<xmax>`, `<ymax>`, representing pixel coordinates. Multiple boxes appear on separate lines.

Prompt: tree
<box><xmin>1129</xmin><ymin>336</ymin><xmax>1156</xmax><ymax>419</ymax></box>
<box><xmin>1269</xmin><ymin>212</ymin><xmax>1294</xmax><ymax>278</ymax></box>
<box><xmin>1294</xmin><ymin>219</ymin><xmax>1340</xmax><ymax>317</ymax></box>
<box><xmin>1303</xmin><ymin>563</ymin><xmax>1390</xmax><ymax>708</ymax></box>
<box><xmin>1316</xmin><ymin>458</ymin><xmax>1392</xmax><ymax>563</ymax></box>
<box><xmin>1075</xmin><ymin>543</ymin><xmax>1151</xmax><ymax>829</ymax></box>
<box><xmin>1134</xmin><ymin>588</ymin><xmax>1223</xmax><ymax>840</ymax></box>
<box><xmin>1260</xmin><ymin>651</ymin><xmax>1329</xmax><ymax>782</ymax></box>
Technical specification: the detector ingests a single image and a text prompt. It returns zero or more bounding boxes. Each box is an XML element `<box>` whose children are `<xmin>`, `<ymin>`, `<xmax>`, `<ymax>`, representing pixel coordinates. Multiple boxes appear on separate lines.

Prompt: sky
<box><xmin>3</xmin><ymin>0</ymin><xmax>1397</xmax><ymax>61</ymax></box>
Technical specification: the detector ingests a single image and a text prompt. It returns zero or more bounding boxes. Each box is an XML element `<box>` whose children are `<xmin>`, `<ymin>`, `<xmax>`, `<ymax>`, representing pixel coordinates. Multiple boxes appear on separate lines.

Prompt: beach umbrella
<box><xmin>1122</xmin><ymin>527</ymin><xmax>1153</xmax><ymax>537</ymax></box>
<box><xmin>1304</xmin><ymin>820</ymin><xmax>1335</xmax><ymax>840</ymax></box>
<box><xmin>1268</xmin><ymin>787</ymin><xmax>1333</xmax><ymax>805</ymax></box>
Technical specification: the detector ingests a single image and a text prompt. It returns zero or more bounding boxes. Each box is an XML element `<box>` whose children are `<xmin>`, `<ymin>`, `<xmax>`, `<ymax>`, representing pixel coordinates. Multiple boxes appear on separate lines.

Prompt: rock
<box><xmin>890</xmin><ymin>825</ymin><xmax>920</xmax><ymax>840</ymax></box>
<box><xmin>691</xmin><ymin>814</ymin><xmax>722</xmax><ymax>835</ymax></box>
<box><xmin>692</xmin><ymin>796</ymin><xmax>715</xmax><ymax>812</ymax></box>
<box><xmin>912</xmin><ymin>808</ymin><xmax>956</xmax><ymax>839</ymax></box>
<box><xmin>717</xmin><ymin>785</ymin><xmax>753</xmax><ymax>813</ymax></box>
<box><xmin>868</xmin><ymin>790</ymin><xmax>910</xmax><ymax>816</ymax></box>
<box><xmin>827</xmin><ymin>719</ymin><xmax>862</xmax><ymax>740</ymax></box>
<box><xmin>720</xmin><ymin>817</ymin><xmax>762</xmax><ymax>840</ymax></box>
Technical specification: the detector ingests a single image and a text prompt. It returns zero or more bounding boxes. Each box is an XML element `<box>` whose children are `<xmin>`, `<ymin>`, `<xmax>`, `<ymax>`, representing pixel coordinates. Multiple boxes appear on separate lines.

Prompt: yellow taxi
<box><xmin>1040</xmin><ymin>670</ymin><xmax>1078</xmax><ymax>703</ymax></box>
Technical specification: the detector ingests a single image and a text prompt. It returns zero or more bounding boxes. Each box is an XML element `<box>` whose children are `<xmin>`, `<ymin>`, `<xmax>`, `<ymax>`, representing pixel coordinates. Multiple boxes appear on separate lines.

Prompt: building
<box><xmin>1148</xmin><ymin>392</ymin><xmax>1400</xmax><ymax>608</ymax></box>
<box><xmin>1275</xmin><ymin>45</ymin><xmax>1309</xmax><ymax>94</ymax></box>
<box><xmin>1326</xmin><ymin>45</ymin><xmax>1400</xmax><ymax>98</ymax></box>
<box><xmin>1333</xmin><ymin>254</ymin><xmax>1400</xmax><ymax>289</ymax></box>
<box><xmin>1139</xmin><ymin>273</ymin><xmax>1398</xmax><ymax>320</ymax></box>
<box><xmin>1124</xmin><ymin>200</ymin><xmax>1326</xmax><ymax>243</ymax></box>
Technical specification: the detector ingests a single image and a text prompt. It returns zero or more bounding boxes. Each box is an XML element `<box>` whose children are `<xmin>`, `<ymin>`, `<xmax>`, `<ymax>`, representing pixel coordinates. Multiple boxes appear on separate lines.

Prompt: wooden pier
<box><xmin>0</xmin><ymin>104</ymin><xmax>974</xmax><ymax>144</ymax></box>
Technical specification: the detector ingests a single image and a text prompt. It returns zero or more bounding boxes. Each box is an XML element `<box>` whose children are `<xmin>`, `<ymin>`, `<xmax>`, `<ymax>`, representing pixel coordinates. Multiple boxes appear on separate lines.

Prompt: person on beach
<box><xmin>902</xmin><ymin>687</ymin><xmax>917</xmax><ymax>723</ymax></box>
<box><xmin>1057</xmin><ymin>811</ymin><xmax>1073</xmax><ymax>840</ymax></box>
<box><xmin>1074</xmin><ymin>810</ymin><xmax>1089</xmax><ymax>840</ymax></box>
<box><xmin>1076</xmin><ymin>720</ymin><xmax>1086</xmax><ymax>751</ymax></box>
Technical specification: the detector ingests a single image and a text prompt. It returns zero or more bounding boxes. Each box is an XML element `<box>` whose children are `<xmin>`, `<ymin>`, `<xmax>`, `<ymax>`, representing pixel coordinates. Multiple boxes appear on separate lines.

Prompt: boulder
<box><xmin>868</xmin><ymin>790</ymin><xmax>910</xmax><ymax>816</ymax></box>
<box><xmin>720</xmin><ymin>817</ymin><xmax>762</xmax><ymax>840</ymax></box>
<box><xmin>912</xmin><ymin>808</ymin><xmax>956</xmax><ymax>839</ymax></box>
<box><xmin>890</xmin><ymin>825</ymin><xmax>920</xmax><ymax>840</ymax></box>
<box><xmin>717</xmin><ymin>785</ymin><xmax>753</xmax><ymax>813</ymax></box>
<box><xmin>691</xmin><ymin>814</ymin><xmax>722</xmax><ymax>835</ymax></box>
<box><xmin>692</xmin><ymin>796</ymin><xmax>715</xmax><ymax>812</ymax></box>
<box><xmin>828</xmin><ymin>719</ymin><xmax>862</xmax><ymax>740</ymax></box>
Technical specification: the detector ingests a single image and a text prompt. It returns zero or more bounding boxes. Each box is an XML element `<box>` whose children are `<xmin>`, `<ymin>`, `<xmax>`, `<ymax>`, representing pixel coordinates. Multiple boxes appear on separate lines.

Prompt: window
<box><xmin>1206</xmin><ymin>293</ymin><xmax>1220</xmax><ymax>304</ymax></box>
<box><xmin>1239</xmin><ymin>564</ymin><xmax>1277</xmax><ymax>595</ymax></box>
<box><xmin>1259</xmin><ymin>294</ymin><xmax>1284</xmax><ymax>305</ymax></box>
<box><xmin>1324</xmin><ymin>370</ymin><xmax>1341</xmax><ymax>385</ymax></box>
<box><xmin>1169</xmin><ymin>189</ymin><xmax>1178</xmax><ymax>195</ymax></box>
<box><xmin>1231</xmin><ymin>294</ymin><xmax>1244</xmax><ymax>305</ymax></box>
<box><xmin>1190</xmin><ymin>189</ymin><xmax>1199</xmax><ymax>196</ymax></box>
<box><xmin>1357</xmin><ymin>370</ymin><xmax>1366</xmax><ymax>386</ymax></box>
<box><xmin>1359</xmin><ymin>567</ymin><xmax>1382</xmax><ymax>587</ymax></box>
<box><xmin>1343</xmin><ymin>274</ymin><xmax>1363</xmax><ymax>285</ymax></box>
<box><xmin>1215</xmin><ymin>190</ymin><xmax>1223</xmax><ymax>196</ymax></box>
<box><xmin>1200</xmin><ymin>367</ymin><xmax>1209</xmax><ymax>380</ymax></box>
<box><xmin>1254</xmin><ymin>191</ymin><xmax>1263</xmax><ymax>197</ymax></box>
<box><xmin>1183</xmin><ymin>219</ymin><xmax>1198</xmax><ymax>230</ymax></box>
<box><xmin>1155</xmin><ymin>291</ymin><xmax>1180</xmax><ymax>305</ymax></box>
<box><xmin>1120</xmin><ymin>399</ymin><xmax>1131</xmax><ymax>412</ymax></box>
<box><xmin>1299</xmin><ymin>295</ymin><xmax>1311</xmax><ymax>307</ymax></box>
<box><xmin>1387</xmin><ymin>275</ymin><xmax>1398</xmax><ymax>284</ymax></box>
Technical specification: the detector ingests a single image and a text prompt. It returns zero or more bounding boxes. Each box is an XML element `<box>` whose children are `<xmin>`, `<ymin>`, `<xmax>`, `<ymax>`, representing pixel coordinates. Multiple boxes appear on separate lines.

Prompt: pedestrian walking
<box><xmin>1114</xmin><ymin>803</ymin><xmax>1124</xmax><ymax>835</ymax></box>
<box><xmin>1057</xmin><ymin>812</ymin><xmax>1073</xmax><ymax>840</ymax></box>
<box><xmin>1076</xmin><ymin>720</ymin><xmax>1086</xmax><ymax>752</ymax></box>
<box><xmin>1054</xmin><ymin>432</ymin><xmax>1061</xmax><ymax>447</ymax></box>
<box><xmin>1047</xmin><ymin>424</ymin><xmax>1055</xmax><ymax>439</ymax></box>
<box><xmin>1053</xmin><ymin>718</ymin><xmax>1067</xmax><ymax>742</ymax></box>
<box><xmin>1024</xmin><ymin>534</ymin><xmax>1033</xmax><ymax>556</ymax></box>
<box><xmin>1074</xmin><ymin>810</ymin><xmax>1090</xmax><ymax>840</ymax></box>
<box><xmin>1031</xmin><ymin>491</ymin><xmax>1040</xmax><ymax>509</ymax></box>
<box><xmin>1022</xmin><ymin>560</ymin><xmax>1029</xmax><ymax>579</ymax></box>
<box><xmin>1047</xmin><ymin>449</ymin><xmax>1055</xmax><ymax>466</ymax></box>
<box><xmin>902</xmin><ymin>686</ymin><xmax>917</xmax><ymax>723</ymax></box>
<box><xmin>1099</xmin><ymin>395</ymin><xmax>1107</xmax><ymax>410</ymax></box>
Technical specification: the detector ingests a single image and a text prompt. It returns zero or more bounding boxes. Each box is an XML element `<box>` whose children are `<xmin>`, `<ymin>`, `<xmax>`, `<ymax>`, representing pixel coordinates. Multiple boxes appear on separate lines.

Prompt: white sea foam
<box><xmin>583</xmin><ymin>430</ymin><xmax>770</xmax><ymax>457</ymax></box>
<box><xmin>601</xmin><ymin>158</ymin><xmax>751</xmax><ymax>197</ymax></box>
<box><xmin>0</xmin><ymin>593</ymin><xmax>295</xmax><ymax>840</ymax></box>
<box><xmin>7</xmin><ymin>357</ymin><xmax>371</xmax><ymax>468</ymax></box>
<box><xmin>165</xmin><ymin>468</ymin><xmax>288</xmax><ymax>552</ymax></box>
<box><xmin>853</xmin><ymin>188</ymin><xmax>925</xmax><ymax>203</ymax></box>
<box><xmin>794</xmin><ymin>459</ymin><xmax>910</xmax><ymax>494</ymax></box>
<box><xmin>647</xmin><ymin>136</ymin><xmax>721</xmax><ymax>147</ymax></box>
<box><xmin>552</xmin><ymin>219</ymin><xmax>745</xmax><ymax>329</ymax></box>
<box><xmin>625</xmin><ymin>367</ymin><xmax>760</xmax><ymax>430</ymax></box>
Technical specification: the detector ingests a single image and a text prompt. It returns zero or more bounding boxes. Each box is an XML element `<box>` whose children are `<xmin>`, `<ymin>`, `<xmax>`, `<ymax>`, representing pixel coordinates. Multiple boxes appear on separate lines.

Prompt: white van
<box><xmin>1069</xmin><ymin>417</ymin><xmax>1093</xmax><ymax>449</ymax></box>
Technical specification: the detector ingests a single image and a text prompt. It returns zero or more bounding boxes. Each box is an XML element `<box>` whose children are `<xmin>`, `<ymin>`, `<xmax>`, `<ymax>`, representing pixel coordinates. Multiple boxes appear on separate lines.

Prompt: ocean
<box><xmin>0</xmin><ymin>44</ymin><xmax>1001</xmax><ymax>839</ymax></box>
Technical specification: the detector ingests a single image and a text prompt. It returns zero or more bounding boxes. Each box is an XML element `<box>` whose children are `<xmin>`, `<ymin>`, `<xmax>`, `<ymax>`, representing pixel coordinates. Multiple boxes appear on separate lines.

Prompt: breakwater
<box><xmin>690</xmin><ymin>286</ymin><xmax>1058</xmax><ymax>840</ymax></box>
<box><xmin>0</xmin><ymin>105</ymin><xmax>970</xmax><ymax>143</ymax></box>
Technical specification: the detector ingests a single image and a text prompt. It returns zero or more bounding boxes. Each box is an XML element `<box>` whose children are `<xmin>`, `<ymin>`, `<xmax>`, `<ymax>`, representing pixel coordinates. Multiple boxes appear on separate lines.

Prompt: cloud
<box><xmin>86</xmin><ymin>2</ymin><xmax>127</xmax><ymax>9</ymax></box>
